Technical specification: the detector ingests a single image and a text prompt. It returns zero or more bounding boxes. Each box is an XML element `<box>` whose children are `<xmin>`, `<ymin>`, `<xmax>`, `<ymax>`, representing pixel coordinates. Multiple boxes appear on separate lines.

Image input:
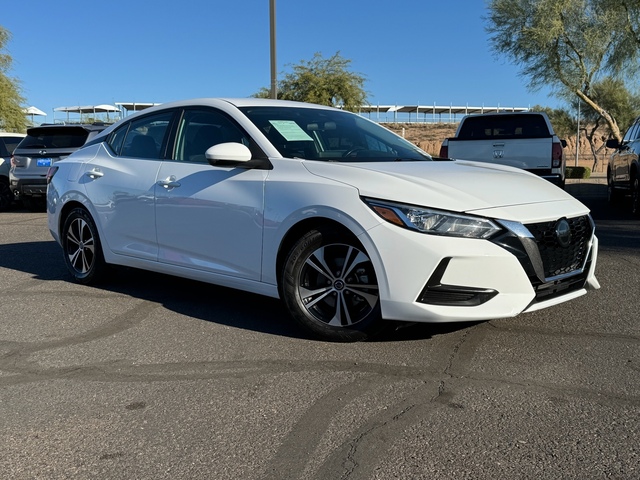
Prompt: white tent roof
<box><xmin>54</xmin><ymin>104</ymin><xmax>120</xmax><ymax>114</ymax></box>
<box><xmin>115</xmin><ymin>102</ymin><xmax>161</xmax><ymax>112</ymax></box>
<box><xmin>23</xmin><ymin>106</ymin><xmax>47</xmax><ymax>116</ymax></box>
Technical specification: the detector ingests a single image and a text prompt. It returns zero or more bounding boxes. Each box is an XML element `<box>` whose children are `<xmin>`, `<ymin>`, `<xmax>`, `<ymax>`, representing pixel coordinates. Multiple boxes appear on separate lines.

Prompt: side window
<box><xmin>622</xmin><ymin>120</ymin><xmax>639</xmax><ymax>143</ymax></box>
<box><xmin>630</xmin><ymin>119</ymin><xmax>640</xmax><ymax>142</ymax></box>
<box><xmin>107</xmin><ymin>125</ymin><xmax>129</xmax><ymax>155</ymax></box>
<box><xmin>120</xmin><ymin>112</ymin><xmax>173</xmax><ymax>159</ymax></box>
<box><xmin>174</xmin><ymin>109</ymin><xmax>249</xmax><ymax>163</ymax></box>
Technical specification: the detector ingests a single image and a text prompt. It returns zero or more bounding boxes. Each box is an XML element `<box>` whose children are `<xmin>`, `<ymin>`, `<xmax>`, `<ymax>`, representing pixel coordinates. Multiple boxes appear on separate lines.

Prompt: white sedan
<box><xmin>46</xmin><ymin>98</ymin><xmax>600</xmax><ymax>341</ymax></box>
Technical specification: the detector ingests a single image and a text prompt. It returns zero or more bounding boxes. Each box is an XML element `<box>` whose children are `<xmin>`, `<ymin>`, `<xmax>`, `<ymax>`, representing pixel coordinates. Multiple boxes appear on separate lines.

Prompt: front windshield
<box><xmin>239</xmin><ymin>106</ymin><xmax>432</xmax><ymax>162</ymax></box>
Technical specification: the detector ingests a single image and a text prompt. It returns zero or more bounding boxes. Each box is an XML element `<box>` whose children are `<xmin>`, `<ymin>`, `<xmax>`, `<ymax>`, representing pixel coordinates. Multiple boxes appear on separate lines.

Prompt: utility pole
<box><xmin>575</xmin><ymin>100</ymin><xmax>580</xmax><ymax>167</ymax></box>
<box><xmin>270</xmin><ymin>0</ymin><xmax>277</xmax><ymax>99</ymax></box>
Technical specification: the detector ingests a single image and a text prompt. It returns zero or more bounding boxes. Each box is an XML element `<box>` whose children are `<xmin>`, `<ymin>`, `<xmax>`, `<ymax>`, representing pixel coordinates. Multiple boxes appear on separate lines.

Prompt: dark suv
<box><xmin>10</xmin><ymin>124</ymin><xmax>108</xmax><ymax>210</ymax></box>
<box><xmin>606</xmin><ymin>116</ymin><xmax>640</xmax><ymax>216</ymax></box>
<box><xmin>0</xmin><ymin>132</ymin><xmax>26</xmax><ymax>210</ymax></box>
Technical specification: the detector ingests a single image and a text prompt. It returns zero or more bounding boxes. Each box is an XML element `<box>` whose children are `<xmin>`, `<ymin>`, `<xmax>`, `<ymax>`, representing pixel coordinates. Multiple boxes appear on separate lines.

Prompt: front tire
<box><xmin>282</xmin><ymin>228</ymin><xmax>383</xmax><ymax>342</ymax></box>
<box><xmin>632</xmin><ymin>176</ymin><xmax>640</xmax><ymax>216</ymax></box>
<box><xmin>62</xmin><ymin>208</ymin><xmax>107</xmax><ymax>284</ymax></box>
<box><xmin>607</xmin><ymin>170</ymin><xmax>624</xmax><ymax>204</ymax></box>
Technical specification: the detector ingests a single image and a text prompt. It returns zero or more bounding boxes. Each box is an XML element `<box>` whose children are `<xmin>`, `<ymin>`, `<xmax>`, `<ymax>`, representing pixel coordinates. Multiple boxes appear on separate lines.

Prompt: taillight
<box><xmin>46</xmin><ymin>166</ymin><xmax>59</xmax><ymax>184</ymax></box>
<box><xmin>552</xmin><ymin>141</ymin><xmax>563</xmax><ymax>168</ymax></box>
<box><xmin>439</xmin><ymin>144</ymin><xmax>448</xmax><ymax>158</ymax></box>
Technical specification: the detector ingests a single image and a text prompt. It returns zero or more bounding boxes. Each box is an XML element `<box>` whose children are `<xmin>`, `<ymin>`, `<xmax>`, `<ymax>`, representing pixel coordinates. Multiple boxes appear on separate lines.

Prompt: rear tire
<box><xmin>61</xmin><ymin>208</ymin><xmax>107</xmax><ymax>285</ymax></box>
<box><xmin>282</xmin><ymin>228</ymin><xmax>383</xmax><ymax>342</ymax></box>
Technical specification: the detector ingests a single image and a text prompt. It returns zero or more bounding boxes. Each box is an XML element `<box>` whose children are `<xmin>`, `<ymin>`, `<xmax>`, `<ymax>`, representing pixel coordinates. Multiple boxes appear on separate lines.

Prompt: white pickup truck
<box><xmin>439</xmin><ymin>112</ymin><xmax>566</xmax><ymax>188</ymax></box>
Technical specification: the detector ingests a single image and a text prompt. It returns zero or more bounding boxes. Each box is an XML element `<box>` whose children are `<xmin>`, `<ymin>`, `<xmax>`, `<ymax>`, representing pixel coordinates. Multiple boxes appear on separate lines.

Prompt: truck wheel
<box><xmin>607</xmin><ymin>171</ymin><xmax>624</xmax><ymax>204</ymax></box>
<box><xmin>0</xmin><ymin>178</ymin><xmax>12</xmax><ymax>211</ymax></box>
<box><xmin>281</xmin><ymin>227</ymin><xmax>383</xmax><ymax>342</ymax></box>
<box><xmin>62</xmin><ymin>208</ymin><xmax>107</xmax><ymax>285</ymax></box>
<box><xmin>22</xmin><ymin>196</ymin><xmax>46</xmax><ymax>212</ymax></box>
<box><xmin>632</xmin><ymin>176</ymin><xmax>640</xmax><ymax>216</ymax></box>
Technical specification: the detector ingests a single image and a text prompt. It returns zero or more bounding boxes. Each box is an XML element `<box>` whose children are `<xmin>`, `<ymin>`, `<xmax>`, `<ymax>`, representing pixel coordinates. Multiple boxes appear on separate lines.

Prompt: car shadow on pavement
<box><xmin>100</xmin><ymin>267</ymin><xmax>474</xmax><ymax>342</ymax></box>
<box><xmin>0</xmin><ymin>240</ymin><xmax>469</xmax><ymax>342</ymax></box>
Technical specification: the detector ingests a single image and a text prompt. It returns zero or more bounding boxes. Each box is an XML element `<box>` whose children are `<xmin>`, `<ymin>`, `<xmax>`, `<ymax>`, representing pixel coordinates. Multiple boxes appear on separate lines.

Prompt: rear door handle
<box><xmin>87</xmin><ymin>168</ymin><xmax>104</xmax><ymax>179</ymax></box>
<box><xmin>157</xmin><ymin>176</ymin><xmax>181</xmax><ymax>189</ymax></box>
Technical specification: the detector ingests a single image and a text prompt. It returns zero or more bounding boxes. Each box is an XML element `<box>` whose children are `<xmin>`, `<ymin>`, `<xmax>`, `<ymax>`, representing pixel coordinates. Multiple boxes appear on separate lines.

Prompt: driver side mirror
<box><xmin>206</xmin><ymin>142</ymin><xmax>252</xmax><ymax>164</ymax></box>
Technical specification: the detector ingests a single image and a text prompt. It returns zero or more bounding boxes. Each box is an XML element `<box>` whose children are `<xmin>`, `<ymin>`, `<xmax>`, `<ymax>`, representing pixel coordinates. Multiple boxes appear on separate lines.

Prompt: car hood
<box><xmin>303</xmin><ymin>159</ymin><xmax>588</xmax><ymax>222</ymax></box>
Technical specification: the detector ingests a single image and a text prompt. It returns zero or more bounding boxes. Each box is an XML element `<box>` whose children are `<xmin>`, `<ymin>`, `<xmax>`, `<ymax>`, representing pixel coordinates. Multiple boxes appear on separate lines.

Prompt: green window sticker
<box><xmin>269</xmin><ymin>120</ymin><xmax>313</xmax><ymax>141</ymax></box>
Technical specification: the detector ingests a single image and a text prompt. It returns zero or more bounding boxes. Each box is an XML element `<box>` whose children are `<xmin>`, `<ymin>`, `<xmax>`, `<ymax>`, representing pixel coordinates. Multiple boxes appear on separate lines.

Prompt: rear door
<box><xmin>613</xmin><ymin>120</ymin><xmax>639</xmax><ymax>183</ymax></box>
<box><xmin>82</xmin><ymin>111</ymin><xmax>175</xmax><ymax>261</ymax></box>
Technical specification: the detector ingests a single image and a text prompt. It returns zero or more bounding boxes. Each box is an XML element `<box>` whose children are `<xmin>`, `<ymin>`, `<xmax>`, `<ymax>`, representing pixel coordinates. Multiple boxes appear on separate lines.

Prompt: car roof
<box><xmin>26</xmin><ymin>123</ymin><xmax>110</xmax><ymax>134</ymax></box>
<box><xmin>0</xmin><ymin>132</ymin><xmax>26</xmax><ymax>137</ymax></box>
<box><xmin>93</xmin><ymin>97</ymin><xmax>342</xmax><ymax>140</ymax></box>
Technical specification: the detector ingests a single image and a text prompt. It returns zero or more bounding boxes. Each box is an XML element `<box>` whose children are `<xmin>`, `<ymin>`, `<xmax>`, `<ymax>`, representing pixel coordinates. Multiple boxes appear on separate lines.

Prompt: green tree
<box><xmin>531</xmin><ymin>105</ymin><xmax>577</xmax><ymax>139</ymax></box>
<box><xmin>0</xmin><ymin>26</ymin><xmax>26</xmax><ymax>132</ymax></box>
<box><xmin>255</xmin><ymin>52</ymin><xmax>367</xmax><ymax>112</ymax></box>
<box><xmin>486</xmin><ymin>0</ymin><xmax>640</xmax><ymax>142</ymax></box>
<box><xmin>572</xmin><ymin>77</ymin><xmax>640</xmax><ymax>170</ymax></box>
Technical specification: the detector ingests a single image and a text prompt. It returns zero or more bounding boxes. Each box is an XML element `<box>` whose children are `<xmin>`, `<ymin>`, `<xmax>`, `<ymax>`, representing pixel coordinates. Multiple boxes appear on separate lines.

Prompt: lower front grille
<box><xmin>493</xmin><ymin>214</ymin><xmax>595</xmax><ymax>304</ymax></box>
<box><xmin>525</xmin><ymin>215</ymin><xmax>593</xmax><ymax>279</ymax></box>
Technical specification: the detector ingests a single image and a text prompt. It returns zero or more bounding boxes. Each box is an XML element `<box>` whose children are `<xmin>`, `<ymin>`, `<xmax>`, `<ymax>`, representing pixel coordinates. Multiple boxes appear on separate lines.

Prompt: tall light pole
<box><xmin>270</xmin><ymin>0</ymin><xmax>277</xmax><ymax>99</ymax></box>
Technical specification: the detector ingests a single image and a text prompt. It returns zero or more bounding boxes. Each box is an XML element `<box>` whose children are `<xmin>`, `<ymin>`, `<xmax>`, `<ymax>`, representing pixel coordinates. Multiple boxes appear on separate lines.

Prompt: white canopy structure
<box><xmin>358</xmin><ymin>104</ymin><xmax>530</xmax><ymax>123</ymax></box>
<box><xmin>53</xmin><ymin>104</ymin><xmax>121</xmax><ymax>123</ymax></box>
<box><xmin>23</xmin><ymin>106</ymin><xmax>47</xmax><ymax>123</ymax></box>
<box><xmin>115</xmin><ymin>102</ymin><xmax>162</xmax><ymax>116</ymax></box>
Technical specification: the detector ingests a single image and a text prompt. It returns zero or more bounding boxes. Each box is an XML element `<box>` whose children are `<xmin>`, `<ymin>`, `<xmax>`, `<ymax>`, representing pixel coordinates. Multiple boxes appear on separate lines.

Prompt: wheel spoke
<box><xmin>342</xmin><ymin>248</ymin><xmax>368</xmax><ymax>278</ymax></box>
<box><xmin>344</xmin><ymin>285</ymin><xmax>379</xmax><ymax>308</ymax></box>
<box><xmin>327</xmin><ymin>291</ymin><xmax>352</xmax><ymax>327</ymax></box>
<box><xmin>304</xmin><ymin>248</ymin><xmax>335</xmax><ymax>282</ymax></box>
<box><xmin>299</xmin><ymin>285</ymin><xmax>334</xmax><ymax>307</ymax></box>
<box><xmin>297</xmin><ymin>241</ymin><xmax>379</xmax><ymax>328</ymax></box>
<box><xmin>66</xmin><ymin>217</ymin><xmax>95</xmax><ymax>274</ymax></box>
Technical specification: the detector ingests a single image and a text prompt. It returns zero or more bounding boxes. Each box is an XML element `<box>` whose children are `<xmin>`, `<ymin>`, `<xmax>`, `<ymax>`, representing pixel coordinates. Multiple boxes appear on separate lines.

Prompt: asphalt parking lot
<box><xmin>0</xmin><ymin>179</ymin><xmax>638</xmax><ymax>479</ymax></box>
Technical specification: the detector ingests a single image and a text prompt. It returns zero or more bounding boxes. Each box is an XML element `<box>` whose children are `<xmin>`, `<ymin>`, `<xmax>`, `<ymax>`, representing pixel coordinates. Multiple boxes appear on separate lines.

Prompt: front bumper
<box><xmin>361</xmin><ymin>214</ymin><xmax>598</xmax><ymax>323</ymax></box>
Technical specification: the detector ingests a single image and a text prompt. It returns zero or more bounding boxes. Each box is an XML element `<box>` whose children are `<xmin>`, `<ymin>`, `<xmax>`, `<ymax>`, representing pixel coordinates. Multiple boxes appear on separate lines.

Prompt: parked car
<box><xmin>605</xmin><ymin>116</ymin><xmax>640</xmax><ymax>215</ymax></box>
<box><xmin>0</xmin><ymin>132</ymin><xmax>26</xmax><ymax>210</ymax></box>
<box><xmin>47</xmin><ymin>98</ymin><xmax>600</xmax><ymax>342</ymax></box>
<box><xmin>10</xmin><ymin>124</ymin><xmax>109</xmax><ymax>210</ymax></box>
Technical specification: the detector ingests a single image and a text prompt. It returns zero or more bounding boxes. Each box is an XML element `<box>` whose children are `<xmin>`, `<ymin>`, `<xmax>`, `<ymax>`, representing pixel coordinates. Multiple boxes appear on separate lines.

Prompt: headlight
<box><xmin>364</xmin><ymin>198</ymin><xmax>502</xmax><ymax>239</ymax></box>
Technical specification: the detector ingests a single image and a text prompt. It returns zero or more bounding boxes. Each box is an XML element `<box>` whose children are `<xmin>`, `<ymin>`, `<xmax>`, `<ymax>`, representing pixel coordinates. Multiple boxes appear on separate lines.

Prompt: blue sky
<box><xmin>2</xmin><ymin>0</ymin><xmax>560</xmax><ymax>122</ymax></box>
